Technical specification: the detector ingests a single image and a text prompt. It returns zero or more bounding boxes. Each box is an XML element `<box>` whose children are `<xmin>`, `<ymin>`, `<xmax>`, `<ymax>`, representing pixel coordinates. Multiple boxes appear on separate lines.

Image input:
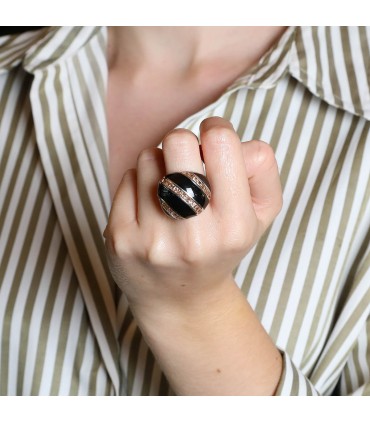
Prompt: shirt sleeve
<box><xmin>332</xmin><ymin>317</ymin><xmax>370</xmax><ymax>396</ymax></box>
<box><xmin>274</xmin><ymin>350</ymin><xmax>320</xmax><ymax>396</ymax></box>
<box><xmin>275</xmin><ymin>315</ymin><xmax>370</xmax><ymax>396</ymax></box>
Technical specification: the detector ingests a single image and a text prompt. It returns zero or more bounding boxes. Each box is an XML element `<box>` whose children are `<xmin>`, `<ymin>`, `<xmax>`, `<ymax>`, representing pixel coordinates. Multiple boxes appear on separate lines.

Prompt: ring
<box><xmin>157</xmin><ymin>171</ymin><xmax>211</xmax><ymax>220</ymax></box>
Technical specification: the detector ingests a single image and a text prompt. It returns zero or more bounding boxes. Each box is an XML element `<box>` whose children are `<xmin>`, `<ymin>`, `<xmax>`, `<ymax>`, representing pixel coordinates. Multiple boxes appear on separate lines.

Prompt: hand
<box><xmin>104</xmin><ymin>116</ymin><xmax>283</xmax><ymax>395</ymax></box>
<box><xmin>104</xmin><ymin>116</ymin><xmax>282</xmax><ymax>318</ymax></box>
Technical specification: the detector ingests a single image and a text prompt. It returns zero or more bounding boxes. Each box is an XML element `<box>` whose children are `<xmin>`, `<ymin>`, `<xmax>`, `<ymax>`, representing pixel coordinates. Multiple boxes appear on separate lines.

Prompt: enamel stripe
<box><xmin>180</xmin><ymin>171</ymin><xmax>211</xmax><ymax>200</ymax></box>
<box><xmin>160</xmin><ymin>177</ymin><xmax>204</xmax><ymax>215</ymax></box>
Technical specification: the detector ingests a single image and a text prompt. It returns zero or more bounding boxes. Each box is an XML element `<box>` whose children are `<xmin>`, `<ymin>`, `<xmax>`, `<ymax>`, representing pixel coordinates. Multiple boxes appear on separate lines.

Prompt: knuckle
<box><xmin>227</xmin><ymin>233</ymin><xmax>250</xmax><ymax>254</ymax></box>
<box><xmin>163</xmin><ymin>128</ymin><xmax>198</xmax><ymax>149</ymax></box>
<box><xmin>121</xmin><ymin>168</ymin><xmax>136</xmax><ymax>183</ymax></box>
<box><xmin>105</xmin><ymin>228</ymin><xmax>129</xmax><ymax>258</ymax></box>
<box><xmin>137</xmin><ymin>147</ymin><xmax>160</xmax><ymax>163</ymax></box>
<box><xmin>222</xmin><ymin>221</ymin><xmax>252</xmax><ymax>253</ymax></box>
<box><xmin>182</xmin><ymin>242</ymin><xmax>205</xmax><ymax>266</ymax></box>
<box><xmin>181</xmin><ymin>226</ymin><xmax>215</xmax><ymax>265</ymax></box>
<box><xmin>145</xmin><ymin>237</ymin><xmax>168</xmax><ymax>266</ymax></box>
<box><xmin>200</xmin><ymin>116</ymin><xmax>234</xmax><ymax>131</ymax></box>
<box><xmin>250</xmin><ymin>140</ymin><xmax>277</xmax><ymax>169</ymax></box>
<box><xmin>201</xmin><ymin>125</ymin><xmax>237</xmax><ymax>147</ymax></box>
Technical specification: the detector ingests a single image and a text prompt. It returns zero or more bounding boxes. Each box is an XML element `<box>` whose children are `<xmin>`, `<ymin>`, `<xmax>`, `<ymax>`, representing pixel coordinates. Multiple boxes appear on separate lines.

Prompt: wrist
<box><xmin>131</xmin><ymin>273</ymin><xmax>239</xmax><ymax>335</ymax></box>
<box><xmin>132</xmin><ymin>278</ymin><xmax>282</xmax><ymax>395</ymax></box>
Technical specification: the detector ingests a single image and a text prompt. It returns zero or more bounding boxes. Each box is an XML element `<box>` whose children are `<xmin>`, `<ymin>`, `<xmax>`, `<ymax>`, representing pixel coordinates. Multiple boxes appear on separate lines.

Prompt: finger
<box><xmin>161</xmin><ymin>128</ymin><xmax>209</xmax><ymax>221</ymax></box>
<box><xmin>162</xmin><ymin>128</ymin><xmax>204</xmax><ymax>175</ymax></box>
<box><xmin>199</xmin><ymin>117</ymin><xmax>254</xmax><ymax>220</ymax></box>
<box><xmin>105</xmin><ymin>168</ymin><xmax>138</xmax><ymax>238</ymax></box>
<box><xmin>241</xmin><ymin>140</ymin><xmax>283</xmax><ymax>231</ymax></box>
<box><xmin>136</xmin><ymin>147</ymin><xmax>166</xmax><ymax>225</ymax></box>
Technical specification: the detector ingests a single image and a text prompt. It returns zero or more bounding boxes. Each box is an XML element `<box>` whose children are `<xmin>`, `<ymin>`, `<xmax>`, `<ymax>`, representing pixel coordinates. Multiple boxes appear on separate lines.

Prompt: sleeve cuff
<box><xmin>274</xmin><ymin>350</ymin><xmax>320</xmax><ymax>396</ymax></box>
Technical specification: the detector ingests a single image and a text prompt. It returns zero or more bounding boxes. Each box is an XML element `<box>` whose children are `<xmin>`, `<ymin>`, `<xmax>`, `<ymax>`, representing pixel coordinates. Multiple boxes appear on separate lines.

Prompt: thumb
<box><xmin>241</xmin><ymin>140</ymin><xmax>283</xmax><ymax>233</ymax></box>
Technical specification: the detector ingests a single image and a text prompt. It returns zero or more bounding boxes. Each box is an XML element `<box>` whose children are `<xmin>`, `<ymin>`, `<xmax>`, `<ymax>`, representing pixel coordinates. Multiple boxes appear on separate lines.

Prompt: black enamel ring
<box><xmin>157</xmin><ymin>171</ymin><xmax>211</xmax><ymax>220</ymax></box>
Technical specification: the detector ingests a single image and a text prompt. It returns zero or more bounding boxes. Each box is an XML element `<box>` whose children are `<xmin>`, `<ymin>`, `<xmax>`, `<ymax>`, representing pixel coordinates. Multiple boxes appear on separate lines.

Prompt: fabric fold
<box><xmin>27</xmin><ymin>27</ymin><xmax>120</xmax><ymax>394</ymax></box>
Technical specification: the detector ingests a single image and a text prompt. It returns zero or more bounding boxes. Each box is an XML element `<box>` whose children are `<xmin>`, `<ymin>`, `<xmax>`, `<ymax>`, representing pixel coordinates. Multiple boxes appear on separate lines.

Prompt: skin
<box><xmin>104</xmin><ymin>27</ymin><xmax>285</xmax><ymax>395</ymax></box>
<box><xmin>107</xmin><ymin>26</ymin><xmax>286</xmax><ymax>198</ymax></box>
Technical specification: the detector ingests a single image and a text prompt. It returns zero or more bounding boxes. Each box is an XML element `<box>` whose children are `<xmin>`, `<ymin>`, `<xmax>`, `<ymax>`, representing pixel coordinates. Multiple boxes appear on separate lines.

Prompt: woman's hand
<box><xmin>104</xmin><ymin>116</ymin><xmax>282</xmax><ymax>314</ymax></box>
<box><xmin>104</xmin><ymin>116</ymin><xmax>283</xmax><ymax>395</ymax></box>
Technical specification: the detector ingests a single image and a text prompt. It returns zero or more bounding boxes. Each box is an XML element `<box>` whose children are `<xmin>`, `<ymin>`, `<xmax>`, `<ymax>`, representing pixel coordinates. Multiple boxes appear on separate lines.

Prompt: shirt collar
<box><xmin>227</xmin><ymin>26</ymin><xmax>297</xmax><ymax>91</ymax></box>
<box><xmin>0</xmin><ymin>27</ymin><xmax>48</xmax><ymax>73</ymax></box>
<box><xmin>228</xmin><ymin>26</ymin><xmax>370</xmax><ymax>120</ymax></box>
<box><xmin>1</xmin><ymin>26</ymin><xmax>369</xmax><ymax>120</ymax></box>
<box><xmin>0</xmin><ymin>27</ymin><xmax>101</xmax><ymax>74</ymax></box>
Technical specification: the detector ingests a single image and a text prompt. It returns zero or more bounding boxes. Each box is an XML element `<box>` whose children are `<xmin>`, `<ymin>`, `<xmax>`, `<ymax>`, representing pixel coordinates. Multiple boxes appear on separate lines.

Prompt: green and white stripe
<box><xmin>0</xmin><ymin>26</ymin><xmax>370</xmax><ymax>395</ymax></box>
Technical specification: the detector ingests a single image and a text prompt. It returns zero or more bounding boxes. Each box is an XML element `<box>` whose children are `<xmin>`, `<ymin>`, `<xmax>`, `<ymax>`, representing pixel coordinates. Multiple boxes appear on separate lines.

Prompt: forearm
<box><xmin>105</xmin><ymin>117</ymin><xmax>284</xmax><ymax>395</ymax></box>
<box><xmin>132</xmin><ymin>278</ymin><xmax>282</xmax><ymax>396</ymax></box>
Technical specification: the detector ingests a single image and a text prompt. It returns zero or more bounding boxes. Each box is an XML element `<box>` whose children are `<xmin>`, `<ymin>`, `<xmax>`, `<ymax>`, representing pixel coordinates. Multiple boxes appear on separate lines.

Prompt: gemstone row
<box><xmin>160</xmin><ymin>177</ymin><xmax>203</xmax><ymax>215</ymax></box>
<box><xmin>158</xmin><ymin>197</ymin><xmax>184</xmax><ymax>220</ymax></box>
<box><xmin>181</xmin><ymin>171</ymin><xmax>211</xmax><ymax>200</ymax></box>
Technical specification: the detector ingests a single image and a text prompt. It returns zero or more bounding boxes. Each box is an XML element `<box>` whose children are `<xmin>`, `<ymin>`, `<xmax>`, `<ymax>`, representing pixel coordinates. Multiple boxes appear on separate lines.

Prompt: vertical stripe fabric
<box><xmin>1</xmin><ymin>26</ymin><xmax>370</xmax><ymax>395</ymax></box>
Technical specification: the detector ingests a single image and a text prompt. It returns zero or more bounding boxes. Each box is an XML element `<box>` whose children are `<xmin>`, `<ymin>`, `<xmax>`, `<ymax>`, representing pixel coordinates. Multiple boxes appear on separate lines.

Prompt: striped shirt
<box><xmin>0</xmin><ymin>26</ymin><xmax>370</xmax><ymax>396</ymax></box>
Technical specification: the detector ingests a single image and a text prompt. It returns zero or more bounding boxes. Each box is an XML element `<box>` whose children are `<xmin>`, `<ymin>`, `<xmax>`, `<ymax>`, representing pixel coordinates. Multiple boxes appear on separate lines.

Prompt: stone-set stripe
<box><xmin>160</xmin><ymin>177</ymin><xmax>204</xmax><ymax>215</ymax></box>
<box><xmin>158</xmin><ymin>198</ymin><xmax>185</xmax><ymax>220</ymax></box>
<box><xmin>181</xmin><ymin>171</ymin><xmax>211</xmax><ymax>200</ymax></box>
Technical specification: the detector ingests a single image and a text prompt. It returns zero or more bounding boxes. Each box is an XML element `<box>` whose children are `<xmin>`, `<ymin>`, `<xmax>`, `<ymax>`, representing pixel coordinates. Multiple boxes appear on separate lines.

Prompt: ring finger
<box><xmin>161</xmin><ymin>129</ymin><xmax>208</xmax><ymax>220</ymax></box>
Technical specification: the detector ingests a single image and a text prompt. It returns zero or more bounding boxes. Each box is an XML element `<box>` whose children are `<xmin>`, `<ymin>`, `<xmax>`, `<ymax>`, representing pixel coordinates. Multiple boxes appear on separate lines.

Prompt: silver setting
<box><xmin>181</xmin><ymin>171</ymin><xmax>211</xmax><ymax>201</ymax></box>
